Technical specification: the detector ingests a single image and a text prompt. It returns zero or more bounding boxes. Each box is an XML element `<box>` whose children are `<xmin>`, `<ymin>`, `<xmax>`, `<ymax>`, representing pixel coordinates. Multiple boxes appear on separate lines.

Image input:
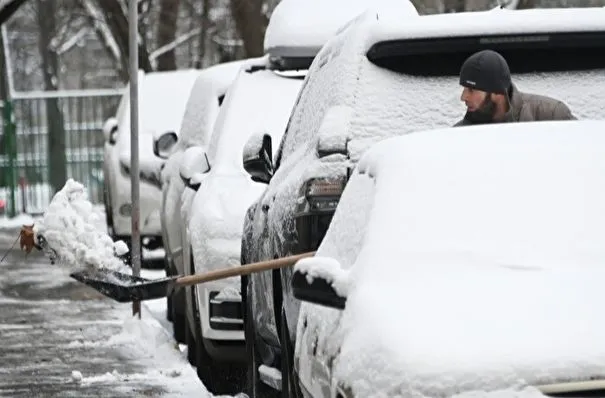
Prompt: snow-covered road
<box><xmin>0</xmin><ymin>228</ymin><xmax>213</xmax><ymax>397</ymax></box>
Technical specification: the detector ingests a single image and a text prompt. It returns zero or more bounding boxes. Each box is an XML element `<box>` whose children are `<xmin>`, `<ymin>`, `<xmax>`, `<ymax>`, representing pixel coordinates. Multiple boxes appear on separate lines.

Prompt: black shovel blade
<box><xmin>69</xmin><ymin>268</ymin><xmax>180</xmax><ymax>303</ymax></box>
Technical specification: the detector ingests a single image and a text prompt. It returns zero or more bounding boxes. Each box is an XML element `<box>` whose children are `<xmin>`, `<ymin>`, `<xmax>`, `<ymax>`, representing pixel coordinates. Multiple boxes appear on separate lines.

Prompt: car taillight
<box><xmin>304</xmin><ymin>177</ymin><xmax>346</xmax><ymax>212</ymax></box>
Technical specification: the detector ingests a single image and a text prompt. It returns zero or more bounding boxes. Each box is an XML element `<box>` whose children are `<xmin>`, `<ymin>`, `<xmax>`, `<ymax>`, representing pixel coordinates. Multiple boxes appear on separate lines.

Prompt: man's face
<box><xmin>460</xmin><ymin>86</ymin><xmax>488</xmax><ymax>112</ymax></box>
<box><xmin>460</xmin><ymin>86</ymin><xmax>498</xmax><ymax>124</ymax></box>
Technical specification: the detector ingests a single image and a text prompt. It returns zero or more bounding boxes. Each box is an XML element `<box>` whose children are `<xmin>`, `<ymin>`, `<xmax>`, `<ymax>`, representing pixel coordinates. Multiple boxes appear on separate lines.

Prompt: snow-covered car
<box><xmin>240</xmin><ymin>5</ymin><xmax>605</xmax><ymax>397</ymax></box>
<box><xmin>102</xmin><ymin>69</ymin><xmax>200</xmax><ymax>264</ymax></box>
<box><xmin>291</xmin><ymin>119</ymin><xmax>605</xmax><ymax>398</ymax></box>
<box><xmin>152</xmin><ymin>60</ymin><xmax>246</xmax><ymax>344</ymax></box>
<box><xmin>178</xmin><ymin>56</ymin><xmax>305</xmax><ymax>393</ymax></box>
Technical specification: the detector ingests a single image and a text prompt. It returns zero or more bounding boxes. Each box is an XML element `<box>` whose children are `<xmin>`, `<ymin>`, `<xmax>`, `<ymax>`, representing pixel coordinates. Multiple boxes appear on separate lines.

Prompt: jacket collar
<box><xmin>500</xmin><ymin>83</ymin><xmax>523</xmax><ymax>123</ymax></box>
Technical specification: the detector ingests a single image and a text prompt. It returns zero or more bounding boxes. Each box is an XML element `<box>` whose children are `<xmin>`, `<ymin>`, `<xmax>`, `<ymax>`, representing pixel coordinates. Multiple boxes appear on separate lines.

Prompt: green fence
<box><xmin>0</xmin><ymin>89</ymin><xmax>123</xmax><ymax>216</ymax></box>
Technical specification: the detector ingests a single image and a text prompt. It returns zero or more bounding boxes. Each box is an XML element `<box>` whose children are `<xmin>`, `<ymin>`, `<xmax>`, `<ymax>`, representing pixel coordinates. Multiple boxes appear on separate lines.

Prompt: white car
<box><xmin>152</xmin><ymin>60</ymin><xmax>247</xmax><ymax>345</ymax></box>
<box><xmin>178</xmin><ymin>56</ymin><xmax>305</xmax><ymax>393</ymax></box>
<box><xmin>102</xmin><ymin>69</ymin><xmax>200</xmax><ymax>263</ymax></box>
<box><xmin>292</xmin><ymin>120</ymin><xmax>605</xmax><ymax>398</ymax></box>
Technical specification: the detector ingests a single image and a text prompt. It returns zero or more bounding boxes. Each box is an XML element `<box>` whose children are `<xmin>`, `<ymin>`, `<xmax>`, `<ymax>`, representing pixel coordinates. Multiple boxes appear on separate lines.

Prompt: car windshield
<box><xmin>343</xmin><ymin>31</ymin><xmax>605</xmax><ymax>160</ymax></box>
<box><xmin>208</xmin><ymin>69</ymin><xmax>305</xmax><ymax>173</ymax></box>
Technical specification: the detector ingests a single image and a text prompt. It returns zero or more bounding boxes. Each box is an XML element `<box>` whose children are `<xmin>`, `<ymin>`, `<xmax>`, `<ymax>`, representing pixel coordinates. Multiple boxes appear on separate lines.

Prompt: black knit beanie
<box><xmin>459</xmin><ymin>50</ymin><xmax>512</xmax><ymax>95</ymax></box>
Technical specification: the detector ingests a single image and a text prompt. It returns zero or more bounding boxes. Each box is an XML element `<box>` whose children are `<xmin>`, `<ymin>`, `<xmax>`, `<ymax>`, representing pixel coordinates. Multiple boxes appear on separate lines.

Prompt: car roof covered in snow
<box><xmin>366</xmin><ymin>7</ymin><xmax>605</xmax><ymax>47</ymax></box>
<box><xmin>264</xmin><ymin>0</ymin><xmax>418</xmax><ymax>60</ymax></box>
<box><xmin>168</xmin><ymin>58</ymin><xmax>256</xmax><ymax>147</ymax></box>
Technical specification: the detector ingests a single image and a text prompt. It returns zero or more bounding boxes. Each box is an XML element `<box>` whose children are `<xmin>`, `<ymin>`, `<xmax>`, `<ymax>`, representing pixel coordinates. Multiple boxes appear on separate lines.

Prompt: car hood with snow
<box><xmin>294</xmin><ymin>120</ymin><xmax>605</xmax><ymax>397</ymax></box>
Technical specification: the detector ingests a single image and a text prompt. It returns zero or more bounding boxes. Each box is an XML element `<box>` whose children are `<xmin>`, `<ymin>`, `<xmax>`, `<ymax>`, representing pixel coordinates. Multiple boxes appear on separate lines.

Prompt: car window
<box><xmin>274</xmin><ymin>73</ymin><xmax>313</xmax><ymax>170</ymax></box>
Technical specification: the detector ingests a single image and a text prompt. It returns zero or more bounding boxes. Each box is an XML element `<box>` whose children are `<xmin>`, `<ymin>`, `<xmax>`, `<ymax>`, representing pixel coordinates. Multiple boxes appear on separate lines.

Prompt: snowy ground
<box><xmin>0</xmin><ymin>200</ymin><xmax>246</xmax><ymax>398</ymax></box>
<box><xmin>0</xmin><ymin>228</ymin><xmax>213</xmax><ymax>397</ymax></box>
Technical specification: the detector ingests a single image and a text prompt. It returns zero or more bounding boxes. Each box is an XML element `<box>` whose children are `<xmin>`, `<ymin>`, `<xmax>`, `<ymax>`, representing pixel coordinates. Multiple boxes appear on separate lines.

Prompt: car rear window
<box><xmin>367</xmin><ymin>31</ymin><xmax>605</xmax><ymax>75</ymax></box>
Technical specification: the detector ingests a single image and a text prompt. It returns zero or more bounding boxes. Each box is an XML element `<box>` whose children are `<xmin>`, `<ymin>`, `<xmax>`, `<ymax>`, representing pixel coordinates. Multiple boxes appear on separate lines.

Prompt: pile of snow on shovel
<box><xmin>33</xmin><ymin>179</ymin><xmax>129</xmax><ymax>272</ymax></box>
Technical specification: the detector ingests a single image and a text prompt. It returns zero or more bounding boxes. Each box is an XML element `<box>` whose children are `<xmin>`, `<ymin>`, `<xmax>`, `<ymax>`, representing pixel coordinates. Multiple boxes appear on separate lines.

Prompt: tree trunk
<box><xmin>37</xmin><ymin>0</ymin><xmax>67</xmax><ymax>195</ymax></box>
<box><xmin>196</xmin><ymin>0</ymin><xmax>211</xmax><ymax>68</ymax></box>
<box><xmin>229</xmin><ymin>0</ymin><xmax>266</xmax><ymax>57</ymax></box>
<box><xmin>95</xmin><ymin>0</ymin><xmax>153</xmax><ymax>76</ymax></box>
<box><xmin>156</xmin><ymin>0</ymin><xmax>180</xmax><ymax>71</ymax></box>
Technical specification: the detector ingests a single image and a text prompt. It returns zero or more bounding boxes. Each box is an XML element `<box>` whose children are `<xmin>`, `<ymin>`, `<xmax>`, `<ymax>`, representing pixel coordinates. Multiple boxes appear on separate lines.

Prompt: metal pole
<box><xmin>128</xmin><ymin>0</ymin><xmax>141</xmax><ymax>318</ymax></box>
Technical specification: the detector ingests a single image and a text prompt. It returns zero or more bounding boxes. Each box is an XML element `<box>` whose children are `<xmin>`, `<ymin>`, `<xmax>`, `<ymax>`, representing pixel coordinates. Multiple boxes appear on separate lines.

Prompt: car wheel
<box><xmin>171</xmin><ymin>291</ymin><xmax>187</xmax><ymax>344</ymax></box>
<box><xmin>165</xmin><ymin>256</ymin><xmax>174</xmax><ymax>322</ymax></box>
<box><xmin>185</xmin><ymin>310</ymin><xmax>197</xmax><ymax>366</ymax></box>
<box><xmin>166</xmin><ymin>293</ymin><xmax>173</xmax><ymax>323</ymax></box>
<box><xmin>280</xmin><ymin>308</ymin><xmax>302</xmax><ymax>398</ymax></box>
<box><xmin>189</xmin><ymin>253</ymin><xmax>245</xmax><ymax>394</ymax></box>
<box><xmin>193</xmin><ymin>287</ymin><xmax>246</xmax><ymax>394</ymax></box>
<box><xmin>243</xmin><ymin>276</ymin><xmax>280</xmax><ymax>398</ymax></box>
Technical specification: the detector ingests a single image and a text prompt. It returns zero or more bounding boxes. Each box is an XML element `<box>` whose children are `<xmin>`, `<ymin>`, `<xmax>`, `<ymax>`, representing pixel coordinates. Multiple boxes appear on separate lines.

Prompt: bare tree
<box><xmin>155</xmin><ymin>0</ymin><xmax>180</xmax><ymax>70</ymax></box>
<box><xmin>37</xmin><ymin>0</ymin><xmax>66</xmax><ymax>194</ymax></box>
<box><xmin>94</xmin><ymin>0</ymin><xmax>152</xmax><ymax>76</ymax></box>
<box><xmin>230</xmin><ymin>0</ymin><xmax>266</xmax><ymax>57</ymax></box>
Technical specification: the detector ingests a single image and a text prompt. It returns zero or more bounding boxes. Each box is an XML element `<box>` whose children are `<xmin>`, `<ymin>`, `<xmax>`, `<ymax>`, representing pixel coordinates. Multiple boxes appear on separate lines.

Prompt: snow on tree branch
<box><xmin>149</xmin><ymin>27</ymin><xmax>201</xmax><ymax>62</ymax></box>
<box><xmin>79</xmin><ymin>0</ymin><xmax>121</xmax><ymax>64</ymax></box>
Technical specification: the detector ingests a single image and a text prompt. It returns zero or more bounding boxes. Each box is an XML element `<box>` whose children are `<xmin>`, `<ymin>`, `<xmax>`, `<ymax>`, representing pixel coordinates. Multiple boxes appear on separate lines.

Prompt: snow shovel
<box><xmin>69</xmin><ymin>251</ymin><xmax>315</xmax><ymax>303</ymax></box>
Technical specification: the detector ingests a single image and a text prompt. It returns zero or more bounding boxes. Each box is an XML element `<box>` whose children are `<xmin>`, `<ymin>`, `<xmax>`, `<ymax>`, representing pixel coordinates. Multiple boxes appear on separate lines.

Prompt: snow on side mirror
<box><xmin>103</xmin><ymin>117</ymin><xmax>119</xmax><ymax>145</ymax></box>
<box><xmin>180</xmin><ymin>146</ymin><xmax>210</xmax><ymax>191</ymax></box>
<box><xmin>153</xmin><ymin>131</ymin><xmax>178</xmax><ymax>159</ymax></box>
<box><xmin>292</xmin><ymin>256</ymin><xmax>349</xmax><ymax>310</ymax></box>
<box><xmin>243</xmin><ymin>133</ymin><xmax>273</xmax><ymax>184</ymax></box>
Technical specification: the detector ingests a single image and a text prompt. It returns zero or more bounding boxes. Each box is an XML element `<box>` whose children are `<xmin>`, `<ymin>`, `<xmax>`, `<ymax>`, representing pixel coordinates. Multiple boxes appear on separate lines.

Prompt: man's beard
<box><xmin>464</xmin><ymin>94</ymin><xmax>497</xmax><ymax>124</ymax></box>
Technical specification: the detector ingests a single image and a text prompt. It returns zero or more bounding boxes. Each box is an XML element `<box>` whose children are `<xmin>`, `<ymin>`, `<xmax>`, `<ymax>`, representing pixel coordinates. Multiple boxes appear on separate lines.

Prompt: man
<box><xmin>454</xmin><ymin>49</ymin><xmax>576</xmax><ymax>126</ymax></box>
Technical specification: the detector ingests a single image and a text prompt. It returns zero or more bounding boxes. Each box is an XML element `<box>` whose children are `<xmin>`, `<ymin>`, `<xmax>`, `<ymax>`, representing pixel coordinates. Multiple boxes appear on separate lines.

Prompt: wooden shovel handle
<box><xmin>175</xmin><ymin>251</ymin><xmax>316</xmax><ymax>287</ymax></box>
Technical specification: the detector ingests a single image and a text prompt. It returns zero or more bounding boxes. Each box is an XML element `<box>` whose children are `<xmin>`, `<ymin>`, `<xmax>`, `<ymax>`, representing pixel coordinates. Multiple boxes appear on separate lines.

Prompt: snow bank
<box><xmin>68</xmin><ymin>306</ymin><xmax>221</xmax><ymax>397</ymax></box>
<box><xmin>32</xmin><ymin>179</ymin><xmax>129</xmax><ymax>272</ymax></box>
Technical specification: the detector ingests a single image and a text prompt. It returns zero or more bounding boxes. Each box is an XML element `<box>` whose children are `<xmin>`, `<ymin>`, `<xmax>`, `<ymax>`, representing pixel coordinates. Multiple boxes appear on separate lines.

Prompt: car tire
<box><xmin>191</xmin><ymin>283</ymin><xmax>245</xmax><ymax>394</ymax></box>
<box><xmin>166</xmin><ymin>294</ymin><xmax>173</xmax><ymax>323</ymax></box>
<box><xmin>185</xmin><ymin>311</ymin><xmax>197</xmax><ymax>366</ymax></box>
<box><xmin>171</xmin><ymin>293</ymin><xmax>187</xmax><ymax>344</ymax></box>
<box><xmin>243</xmin><ymin>275</ymin><xmax>279</xmax><ymax>398</ymax></box>
<box><xmin>280</xmin><ymin>308</ymin><xmax>302</xmax><ymax>398</ymax></box>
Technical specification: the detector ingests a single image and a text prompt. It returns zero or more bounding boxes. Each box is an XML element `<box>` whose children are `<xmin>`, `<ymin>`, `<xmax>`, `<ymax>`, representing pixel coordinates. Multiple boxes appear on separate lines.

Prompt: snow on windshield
<box><xmin>347</xmin><ymin>67</ymin><xmax>603</xmax><ymax>160</ymax></box>
<box><xmin>175</xmin><ymin>60</ymin><xmax>249</xmax><ymax>150</ymax></box>
<box><xmin>279</xmin><ymin>11</ymin><xmax>605</xmax><ymax>165</ymax></box>
<box><xmin>117</xmin><ymin>70</ymin><xmax>200</xmax><ymax>169</ymax></box>
<box><xmin>207</xmin><ymin>69</ymin><xmax>304</xmax><ymax>173</ymax></box>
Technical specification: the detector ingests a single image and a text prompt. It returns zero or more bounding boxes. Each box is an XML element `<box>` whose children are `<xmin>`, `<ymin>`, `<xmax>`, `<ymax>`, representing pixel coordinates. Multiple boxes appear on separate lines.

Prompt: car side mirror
<box><xmin>291</xmin><ymin>257</ymin><xmax>347</xmax><ymax>310</ymax></box>
<box><xmin>103</xmin><ymin>117</ymin><xmax>119</xmax><ymax>145</ymax></box>
<box><xmin>180</xmin><ymin>146</ymin><xmax>210</xmax><ymax>191</ymax></box>
<box><xmin>243</xmin><ymin>133</ymin><xmax>273</xmax><ymax>184</ymax></box>
<box><xmin>153</xmin><ymin>131</ymin><xmax>178</xmax><ymax>159</ymax></box>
